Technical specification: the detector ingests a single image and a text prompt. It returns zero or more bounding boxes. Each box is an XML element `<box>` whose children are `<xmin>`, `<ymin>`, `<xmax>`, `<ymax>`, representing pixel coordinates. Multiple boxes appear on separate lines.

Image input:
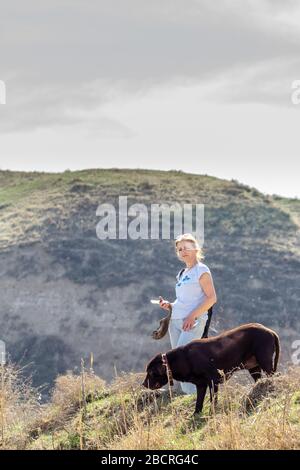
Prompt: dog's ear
<box><xmin>156</xmin><ymin>361</ymin><xmax>166</xmax><ymax>376</ymax></box>
<box><xmin>152</xmin><ymin>311</ymin><xmax>172</xmax><ymax>340</ymax></box>
<box><xmin>150</xmin><ymin>356</ymin><xmax>166</xmax><ymax>375</ymax></box>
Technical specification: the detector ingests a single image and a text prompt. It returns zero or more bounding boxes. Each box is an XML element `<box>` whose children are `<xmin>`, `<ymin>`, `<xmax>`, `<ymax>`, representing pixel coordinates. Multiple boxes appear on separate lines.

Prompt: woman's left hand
<box><xmin>182</xmin><ymin>314</ymin><xmax>196</xmax><ymax>331</ymax></box>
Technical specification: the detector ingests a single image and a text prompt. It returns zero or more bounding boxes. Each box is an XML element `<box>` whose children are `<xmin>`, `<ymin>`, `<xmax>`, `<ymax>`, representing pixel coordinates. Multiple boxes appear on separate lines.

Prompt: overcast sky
<box><xmin>0</xmin><ymin>0</ymin><xmax>299</xmax><ymax>197</ymax></box>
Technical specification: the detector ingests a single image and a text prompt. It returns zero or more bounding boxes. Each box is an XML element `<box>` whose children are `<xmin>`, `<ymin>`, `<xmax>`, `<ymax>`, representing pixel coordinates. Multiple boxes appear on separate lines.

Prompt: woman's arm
<box><xmin>182</xmin><ymin>272</ymin><xmax>217</xmax><ymax>331</ymax></box>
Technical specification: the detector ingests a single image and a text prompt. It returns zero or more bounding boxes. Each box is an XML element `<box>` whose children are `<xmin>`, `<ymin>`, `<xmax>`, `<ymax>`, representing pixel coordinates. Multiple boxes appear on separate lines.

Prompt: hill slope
<box><xmin>0</xmin><ymin>168</ymin><xmax>299</xmax><ymax>390</ymax></box>
<box><xmin>1</xmin><ymin>365</ymin><xmax>300</xmax><ymax>450</ymax></box>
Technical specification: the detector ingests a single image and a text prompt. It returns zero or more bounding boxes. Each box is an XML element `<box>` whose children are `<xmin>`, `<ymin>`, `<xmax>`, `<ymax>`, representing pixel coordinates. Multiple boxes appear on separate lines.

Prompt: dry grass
<box><xmin>203</xmin><ymin>374</ymin><xmax>300</xmax><ymax>450</ymax></box>
<box><xmin>28</xmin><ymin>366</ymin><xmax>107</xmax><ymax>441</ymax></box>
<box><xmin>0</xmin><ymin>364</ymin><xmax>41</xmax><ymax>449</ymax></box>
<box><xmin>1</xmin><ymin>362</ymin><xmax>299</xmax><ymax>450</ymax></box>
<box><xmin>107</xmin><ymin>369</ymin><xmax>300</xmax><ymax>450</ymax></box>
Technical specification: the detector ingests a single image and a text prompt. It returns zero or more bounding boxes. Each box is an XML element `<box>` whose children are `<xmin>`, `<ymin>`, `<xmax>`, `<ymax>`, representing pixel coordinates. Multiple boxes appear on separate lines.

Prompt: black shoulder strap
<box><xmin>201</xmin><ymin>305</ymin><xmax>213</xmax><ymax>339</ymax></box>
<box><xmin>178</xmin><ymin>268</ymin><xmax>185</xmax><ymax>279</ymax></box>
<box><xmin>177</xmin><ymin>267</ymin><xmax>214</xmax><ymax>338</ymax></box>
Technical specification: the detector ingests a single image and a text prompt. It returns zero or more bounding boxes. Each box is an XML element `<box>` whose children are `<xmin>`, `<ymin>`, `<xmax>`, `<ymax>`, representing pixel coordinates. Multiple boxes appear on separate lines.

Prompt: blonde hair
<box><xmin>175</xmin><ymin>233</ymin><xmax>204</xmax><ymax>261</ymax></box>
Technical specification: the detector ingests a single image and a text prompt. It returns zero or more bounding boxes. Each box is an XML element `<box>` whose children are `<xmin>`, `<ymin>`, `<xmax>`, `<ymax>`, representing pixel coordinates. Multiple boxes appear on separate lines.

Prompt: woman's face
<box><xmin>176</xmin><ymin>240</ymin><xmax>197</xmax><ymax>264</ymax></box>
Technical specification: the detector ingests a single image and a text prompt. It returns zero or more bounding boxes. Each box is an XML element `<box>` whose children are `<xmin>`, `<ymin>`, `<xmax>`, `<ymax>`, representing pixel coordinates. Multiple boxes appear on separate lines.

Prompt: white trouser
<box><xmin>168</xmin><ymin>314</ymin><xmax>208</xmax><ymax>394</ymax></box>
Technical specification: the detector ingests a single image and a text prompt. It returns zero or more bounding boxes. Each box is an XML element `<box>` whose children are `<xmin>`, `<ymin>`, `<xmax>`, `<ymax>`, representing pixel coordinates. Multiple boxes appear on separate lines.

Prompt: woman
<box><xmin>159</xmin><ymin>233</ymin><xmax>217</xmax><ymax>394</ymax></box>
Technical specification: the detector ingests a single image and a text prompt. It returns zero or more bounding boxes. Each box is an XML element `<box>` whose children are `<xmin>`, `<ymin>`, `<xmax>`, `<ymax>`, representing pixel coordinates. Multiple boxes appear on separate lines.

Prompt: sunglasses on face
<box><xmin>176</xmin><ymin>247</ymin><xmax>196</xmax><ymax>253</ymax></box>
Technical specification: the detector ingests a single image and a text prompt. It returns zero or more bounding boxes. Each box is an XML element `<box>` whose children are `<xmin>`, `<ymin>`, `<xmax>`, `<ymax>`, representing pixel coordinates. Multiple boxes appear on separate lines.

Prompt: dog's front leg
<box><xmin>194</xmin><ymin>384</ymin><xmax>207</xmax><ymax>414</ymax></box>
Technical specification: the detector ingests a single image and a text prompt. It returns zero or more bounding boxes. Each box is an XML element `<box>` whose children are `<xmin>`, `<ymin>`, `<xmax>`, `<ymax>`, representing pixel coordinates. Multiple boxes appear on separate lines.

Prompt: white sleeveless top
<box><xmin>172</xmin><ymin>262</ymin><xmax>211</xmax><ymax>320</ymax></box>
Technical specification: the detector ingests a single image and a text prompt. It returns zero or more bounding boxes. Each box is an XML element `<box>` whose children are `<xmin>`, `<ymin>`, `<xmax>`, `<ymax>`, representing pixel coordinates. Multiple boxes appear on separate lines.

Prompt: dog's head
<box><xmin>142</xmin><ymin>354</ymin><xmax>168</xmax><ymax>389</ymax></box>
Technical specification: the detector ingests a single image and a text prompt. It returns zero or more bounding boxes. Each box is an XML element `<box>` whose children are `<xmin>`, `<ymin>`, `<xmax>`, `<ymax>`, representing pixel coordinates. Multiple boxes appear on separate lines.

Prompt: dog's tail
<box><xmin>273</xmin><ymin>332</ymin><xmax>280</xmax><ymax>373</ymax></box>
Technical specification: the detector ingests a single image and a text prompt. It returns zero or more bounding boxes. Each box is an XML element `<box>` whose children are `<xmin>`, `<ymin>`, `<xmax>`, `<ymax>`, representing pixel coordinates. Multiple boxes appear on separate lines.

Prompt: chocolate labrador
<box><xmin>143</xmin><ymin>323</ymin><xmax>280</xmax><ymax>414</ymax></box>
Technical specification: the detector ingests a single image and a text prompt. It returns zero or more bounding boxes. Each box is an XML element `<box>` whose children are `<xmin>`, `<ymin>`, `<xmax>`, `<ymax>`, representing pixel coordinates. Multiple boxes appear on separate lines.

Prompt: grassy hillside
<box><xmin>0</xmin><ymin>364</ymin><xmax>299</xmax><ymax>450</ymax></box>
<box><xmin>0</xmin><ymin>168</ymin><xmax>299</xmax><ymax>390</ymax></box>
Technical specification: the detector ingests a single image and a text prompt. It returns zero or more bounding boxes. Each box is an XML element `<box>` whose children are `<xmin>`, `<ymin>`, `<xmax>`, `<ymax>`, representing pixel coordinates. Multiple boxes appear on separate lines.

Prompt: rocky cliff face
<box><xmin>0</xmin><ymin>169</ymin><xmax>299</xmax><ymax>392</ymax></box>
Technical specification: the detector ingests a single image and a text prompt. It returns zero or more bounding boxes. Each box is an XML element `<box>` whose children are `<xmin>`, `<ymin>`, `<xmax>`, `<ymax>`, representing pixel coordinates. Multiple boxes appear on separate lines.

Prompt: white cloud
<box><xmin>1</xmin><ymin>0</ymin><xmax>300</xmax><ymax>132</ymax></box>
<box><xmin>0</xmin><ymin>0</ymin><xmax>299</xmax><ymax>197</ymax></box>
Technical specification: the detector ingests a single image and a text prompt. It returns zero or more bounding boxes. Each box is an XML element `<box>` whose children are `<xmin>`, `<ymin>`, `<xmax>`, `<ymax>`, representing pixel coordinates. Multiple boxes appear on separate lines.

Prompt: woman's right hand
<box><xmin>159</xmin><ymin>296</ymin><xmax>172</xmax><ymax>311</ymax></box>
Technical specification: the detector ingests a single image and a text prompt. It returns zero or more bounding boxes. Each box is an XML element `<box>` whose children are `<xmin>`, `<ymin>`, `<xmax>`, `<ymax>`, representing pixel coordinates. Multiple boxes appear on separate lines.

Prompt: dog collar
<box><xmin>161</xmin><ymin>353</ymin><xmax>174</xmax><ymax>386</ymax></box>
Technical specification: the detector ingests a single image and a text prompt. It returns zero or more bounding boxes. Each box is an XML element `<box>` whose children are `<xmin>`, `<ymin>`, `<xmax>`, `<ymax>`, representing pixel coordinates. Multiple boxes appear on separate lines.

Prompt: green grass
<box><xmin>25</xmin><ymin>369</ymin><xmax>300</xmax><ymax>450</ymax></box>
<box><xmin>1</xmin><ymin>363</ymin><xmax>299</xmax><ymax>450</ymax></box>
